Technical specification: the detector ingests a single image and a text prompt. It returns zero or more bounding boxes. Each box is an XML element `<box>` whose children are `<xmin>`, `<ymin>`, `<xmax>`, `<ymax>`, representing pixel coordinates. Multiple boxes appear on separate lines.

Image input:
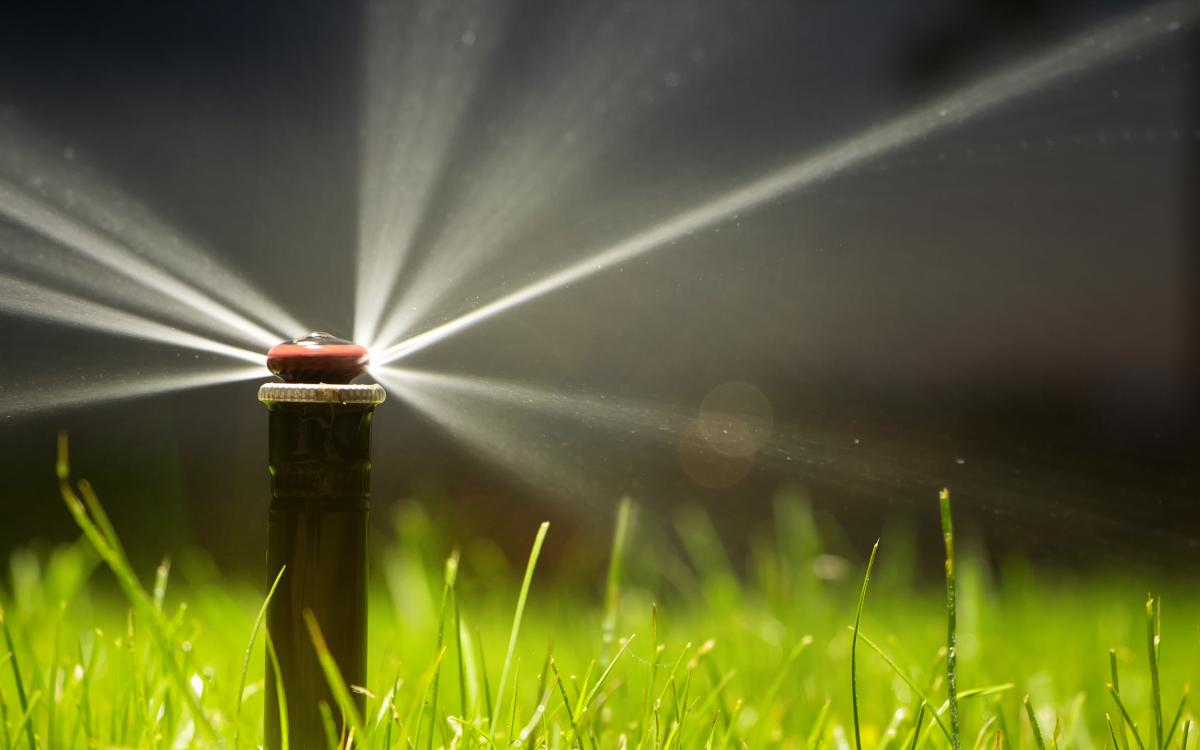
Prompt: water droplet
<box><xmin>461</xmin><ymin>29</ymin><xmax>476</xmax><ymax>46</ymax></box>
<box><xmin>664</xmin><ymin>71</ymin><xmax>682</xmax><ymax>87</ymax></box>
<box><xmin>955</xmin><ymin>457</ymin><xmax>966</xmax><ymax>465</ymax></box>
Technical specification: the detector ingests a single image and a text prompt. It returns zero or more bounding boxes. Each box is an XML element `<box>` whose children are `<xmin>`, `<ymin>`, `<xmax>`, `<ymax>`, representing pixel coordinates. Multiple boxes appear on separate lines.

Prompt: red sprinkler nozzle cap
<box><xmin>266</xmin><ymin>332</ymin><xmax>370</xmax><ymax>384</ymax></box>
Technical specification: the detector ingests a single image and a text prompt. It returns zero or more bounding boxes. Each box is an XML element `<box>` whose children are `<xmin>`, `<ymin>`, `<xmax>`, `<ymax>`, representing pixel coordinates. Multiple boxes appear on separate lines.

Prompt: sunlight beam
<box><xmin>374</xmin><ymin>0</ymin><xmax>1196</xmax><ymax>366</ymax></box>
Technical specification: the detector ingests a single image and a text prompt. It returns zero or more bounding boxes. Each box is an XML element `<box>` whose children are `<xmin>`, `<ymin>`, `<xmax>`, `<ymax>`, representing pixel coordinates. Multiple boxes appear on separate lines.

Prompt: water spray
<box><xmin>259</xmin><ymin>332</ymin><xmax>384</xmax><ymax>748</ymax></box>
<box><xmin>370</xmin><ymin>0</ymin><xmax>1197</xmax><ymax>365</ymax></box>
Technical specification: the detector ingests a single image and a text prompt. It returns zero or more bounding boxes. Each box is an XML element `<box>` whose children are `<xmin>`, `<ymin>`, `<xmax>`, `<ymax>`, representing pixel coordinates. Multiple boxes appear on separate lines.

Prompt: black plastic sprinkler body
<box><xmin>259</xmin><ymin>333</ymin><xmax>384</xmax><ymax>749</ymax></box>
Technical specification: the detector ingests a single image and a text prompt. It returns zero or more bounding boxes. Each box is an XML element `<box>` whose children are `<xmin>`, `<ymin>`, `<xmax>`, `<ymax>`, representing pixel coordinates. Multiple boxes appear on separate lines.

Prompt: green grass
<box><xmin>0</xmin><ymin>450</ymin><xmax>1195</xmax><ymax>749</ymax></box>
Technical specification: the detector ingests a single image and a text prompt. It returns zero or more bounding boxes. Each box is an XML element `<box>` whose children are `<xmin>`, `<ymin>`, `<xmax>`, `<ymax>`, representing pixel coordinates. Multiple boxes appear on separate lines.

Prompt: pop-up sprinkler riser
<box><xmin>259</xmin><ymin>332</ymin><xmax>385</xmax><ymax>749</ymax></box>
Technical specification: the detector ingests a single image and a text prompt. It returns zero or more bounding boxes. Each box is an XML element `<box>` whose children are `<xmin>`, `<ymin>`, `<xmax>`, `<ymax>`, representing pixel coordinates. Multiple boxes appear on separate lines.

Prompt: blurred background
<box><xmin>0</xmin><ymin>0</ymin><xmax>1196</xmax><ymax>576</ymax></box>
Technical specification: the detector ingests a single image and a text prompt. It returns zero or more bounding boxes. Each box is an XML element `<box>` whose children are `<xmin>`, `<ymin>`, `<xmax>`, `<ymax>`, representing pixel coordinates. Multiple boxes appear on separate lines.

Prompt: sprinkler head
<box><xmin>266</xmin><ymin>332</ymin><xmax>369</xmax><ymax>384</ymax></box>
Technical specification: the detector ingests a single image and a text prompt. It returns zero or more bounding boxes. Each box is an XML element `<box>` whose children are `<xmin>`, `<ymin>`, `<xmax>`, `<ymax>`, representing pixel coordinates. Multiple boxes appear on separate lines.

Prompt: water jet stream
<box><xmin>370</xmin><ymin>1</ymin><xmax>723</xmax><ymax>347</ymax></box>
<box><xmin>354</xmin><ymin>0</ymin><xmax>504</xmax><ymax>346</ymax></box>
<box><xmin>0</xmin><ymin>117</ymin><xmax>306</xmax><ymax>340</ymax></box>
<box><xmin>0</xmin><ymin>177</ymin><xmax>287</xmax><ymax>348</ymax></box>
<box><xmin>0</xmin><ymin>366</ymin><xmax>266</xmax><ymax>418</ymax></box>
<box><xmin>376</xmin><ymin>366</ymin><xmax>693</xmax><ymax>435</ymax></box>
<box><xmin>373</xmin><ymin>367</ymin><xmax>618</xmax><ymax>507</ymax></box>
<box><xmin>374</xmin><ymin>0</ymin><xmax>1196</xmax><ymax>366</ymax></box>
<box><xmin>375</xmin><ymin>368</ymin><xmax>1200</xmax><ymax>558</ymax></box>
<box><xmin>0</xmin><ymin>274</ymin><xmax>266</xmax><ymax>365</ymax></box>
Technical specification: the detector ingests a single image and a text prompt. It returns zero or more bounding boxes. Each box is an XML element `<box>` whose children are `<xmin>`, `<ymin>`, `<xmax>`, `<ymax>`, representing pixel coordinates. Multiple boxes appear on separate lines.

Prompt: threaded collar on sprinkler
<box><xmin>260</xmin><ymin>332</ymin><xmax>385</xmax><ymax>405</ymax></box>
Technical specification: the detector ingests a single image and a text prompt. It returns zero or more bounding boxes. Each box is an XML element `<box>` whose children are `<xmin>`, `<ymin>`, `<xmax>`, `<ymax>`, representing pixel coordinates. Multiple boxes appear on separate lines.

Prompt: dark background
<box><xmin>0</xmin><ymin>0</ymin><xmax>1196</xmax><ymax>575</ymax></box>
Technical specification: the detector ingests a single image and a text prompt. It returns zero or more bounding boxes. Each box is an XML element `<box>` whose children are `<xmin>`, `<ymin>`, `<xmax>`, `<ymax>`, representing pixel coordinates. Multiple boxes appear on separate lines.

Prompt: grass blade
<box><xmin>265</xmin><ymin>630</ymin><xmax>290</xmax><ymax>750</ymax></box>
<box><xmin>1148</xmin><ymin>595</ymin><xmax>1164</xmax><ymax>750</ymax></box>
<box><xmin>908</xmin><ymin>703</ymin><xmax>928</xmax><ymax>750</ymax></box>
<box><xmin>1110</xmin><ymin>714</ymin><xmax>1126</xmax><ymax>750</ymax></box>
<box><xmin>1109</xmin><ymin>685</ymin><xmax>1148</xmax><ymax>750</ymax></box>
<box><xmin>0</xmin><ymin>606</ymin><xmax>37</xmax><ymax>750</ymax></box>
<box><xmin>582</xmin><ymin>634</ymin><xmax>636</xmax><ymax>719</ymax></box>
<box><xmin>807</xmin><ymin>699</ymin><xmax>832</xmax><ymax>750</ymax></box>
<box><xmin>427</xmin><ymin>551</ymin><xmax>460</xmax><ymax>750</ymax></box>
<box><xmin>853</xmin><ymin>629</ymin><xmax>954</xmax><ymax>744</ymax></box>
<box><xmin>1164</xmin><ymin>688</ymin><xmax>1188</xmax><ymax>748</ymax></box>
<box><xmin>57</xmin><ymin>435</ymin><xmax>218</xmax><ymax>741</ymax></box>
<box><xmin>940</xmin><ymin>488</ymin><xmax>960</xmax><ymax>750</ymax></box>
<box><xmin>318</xmin><ymin>701</ymin><xmax>339</xmax><ymax>750</ymax></box>
<box><xmin>304</xmin><ymin>609</ymin><xmax>366</xmax><ymax>737</ymax></box>
<box><xmin>551</xmin><ymin>658</ymin><xmax>583</xmax><ymax>749</ymax></box>
<box><xmin>490</xmin><ymin>521</ymin><xmax>549</xmax><ymax>730</ymax></box>
<box><xmin>234</xmin><ymin>564</ymin><xmax>285</xmax><ymax>750</ymax></box>
<box><xmin>477</xmin><ymin>627</ymin><xmax>493</xmax><ymax>724</ymax></box>
<box><xmin>1024</xmin><ymin>696</ymin><xmax>1047</xmax><ymax>750</ymax></box>
<box><xmin>455</xmin><ymin>583</ymin><xmax>468</xmax><ymax>722</ymax></box>
<box><xmin>602</xmin><ymin>498</ymin><xmax>634</xmax><ymax>660</ymax></box>
<box><xmin>1112</xmin><ymin>650</ymin><xmax>1131</xmax><ymax>750</ymax></box>
<box><xmin>852</xmin><ymin>539</ymin><xmax>880</xmax><ymax>750</ymax></box>
<box><xmin>10</xmin><ymin>689</ymin><xmax>42</xmax><ymax>750</ymax></box>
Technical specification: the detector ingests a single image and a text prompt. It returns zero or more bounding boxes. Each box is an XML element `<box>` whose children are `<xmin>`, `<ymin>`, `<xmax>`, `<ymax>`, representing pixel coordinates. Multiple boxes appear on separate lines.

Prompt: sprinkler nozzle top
<box><xmin>267</xmin><ymin>332</ymin><xmax>370</xmax><ymax>384</ymax></box>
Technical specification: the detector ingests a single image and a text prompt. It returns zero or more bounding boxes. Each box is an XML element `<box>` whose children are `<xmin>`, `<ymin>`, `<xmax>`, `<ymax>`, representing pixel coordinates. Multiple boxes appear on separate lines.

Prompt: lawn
<box><xmin>0</xmin><ymin>447</ymin><xmax>1194</xmax><ymax>749</ymax></box>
